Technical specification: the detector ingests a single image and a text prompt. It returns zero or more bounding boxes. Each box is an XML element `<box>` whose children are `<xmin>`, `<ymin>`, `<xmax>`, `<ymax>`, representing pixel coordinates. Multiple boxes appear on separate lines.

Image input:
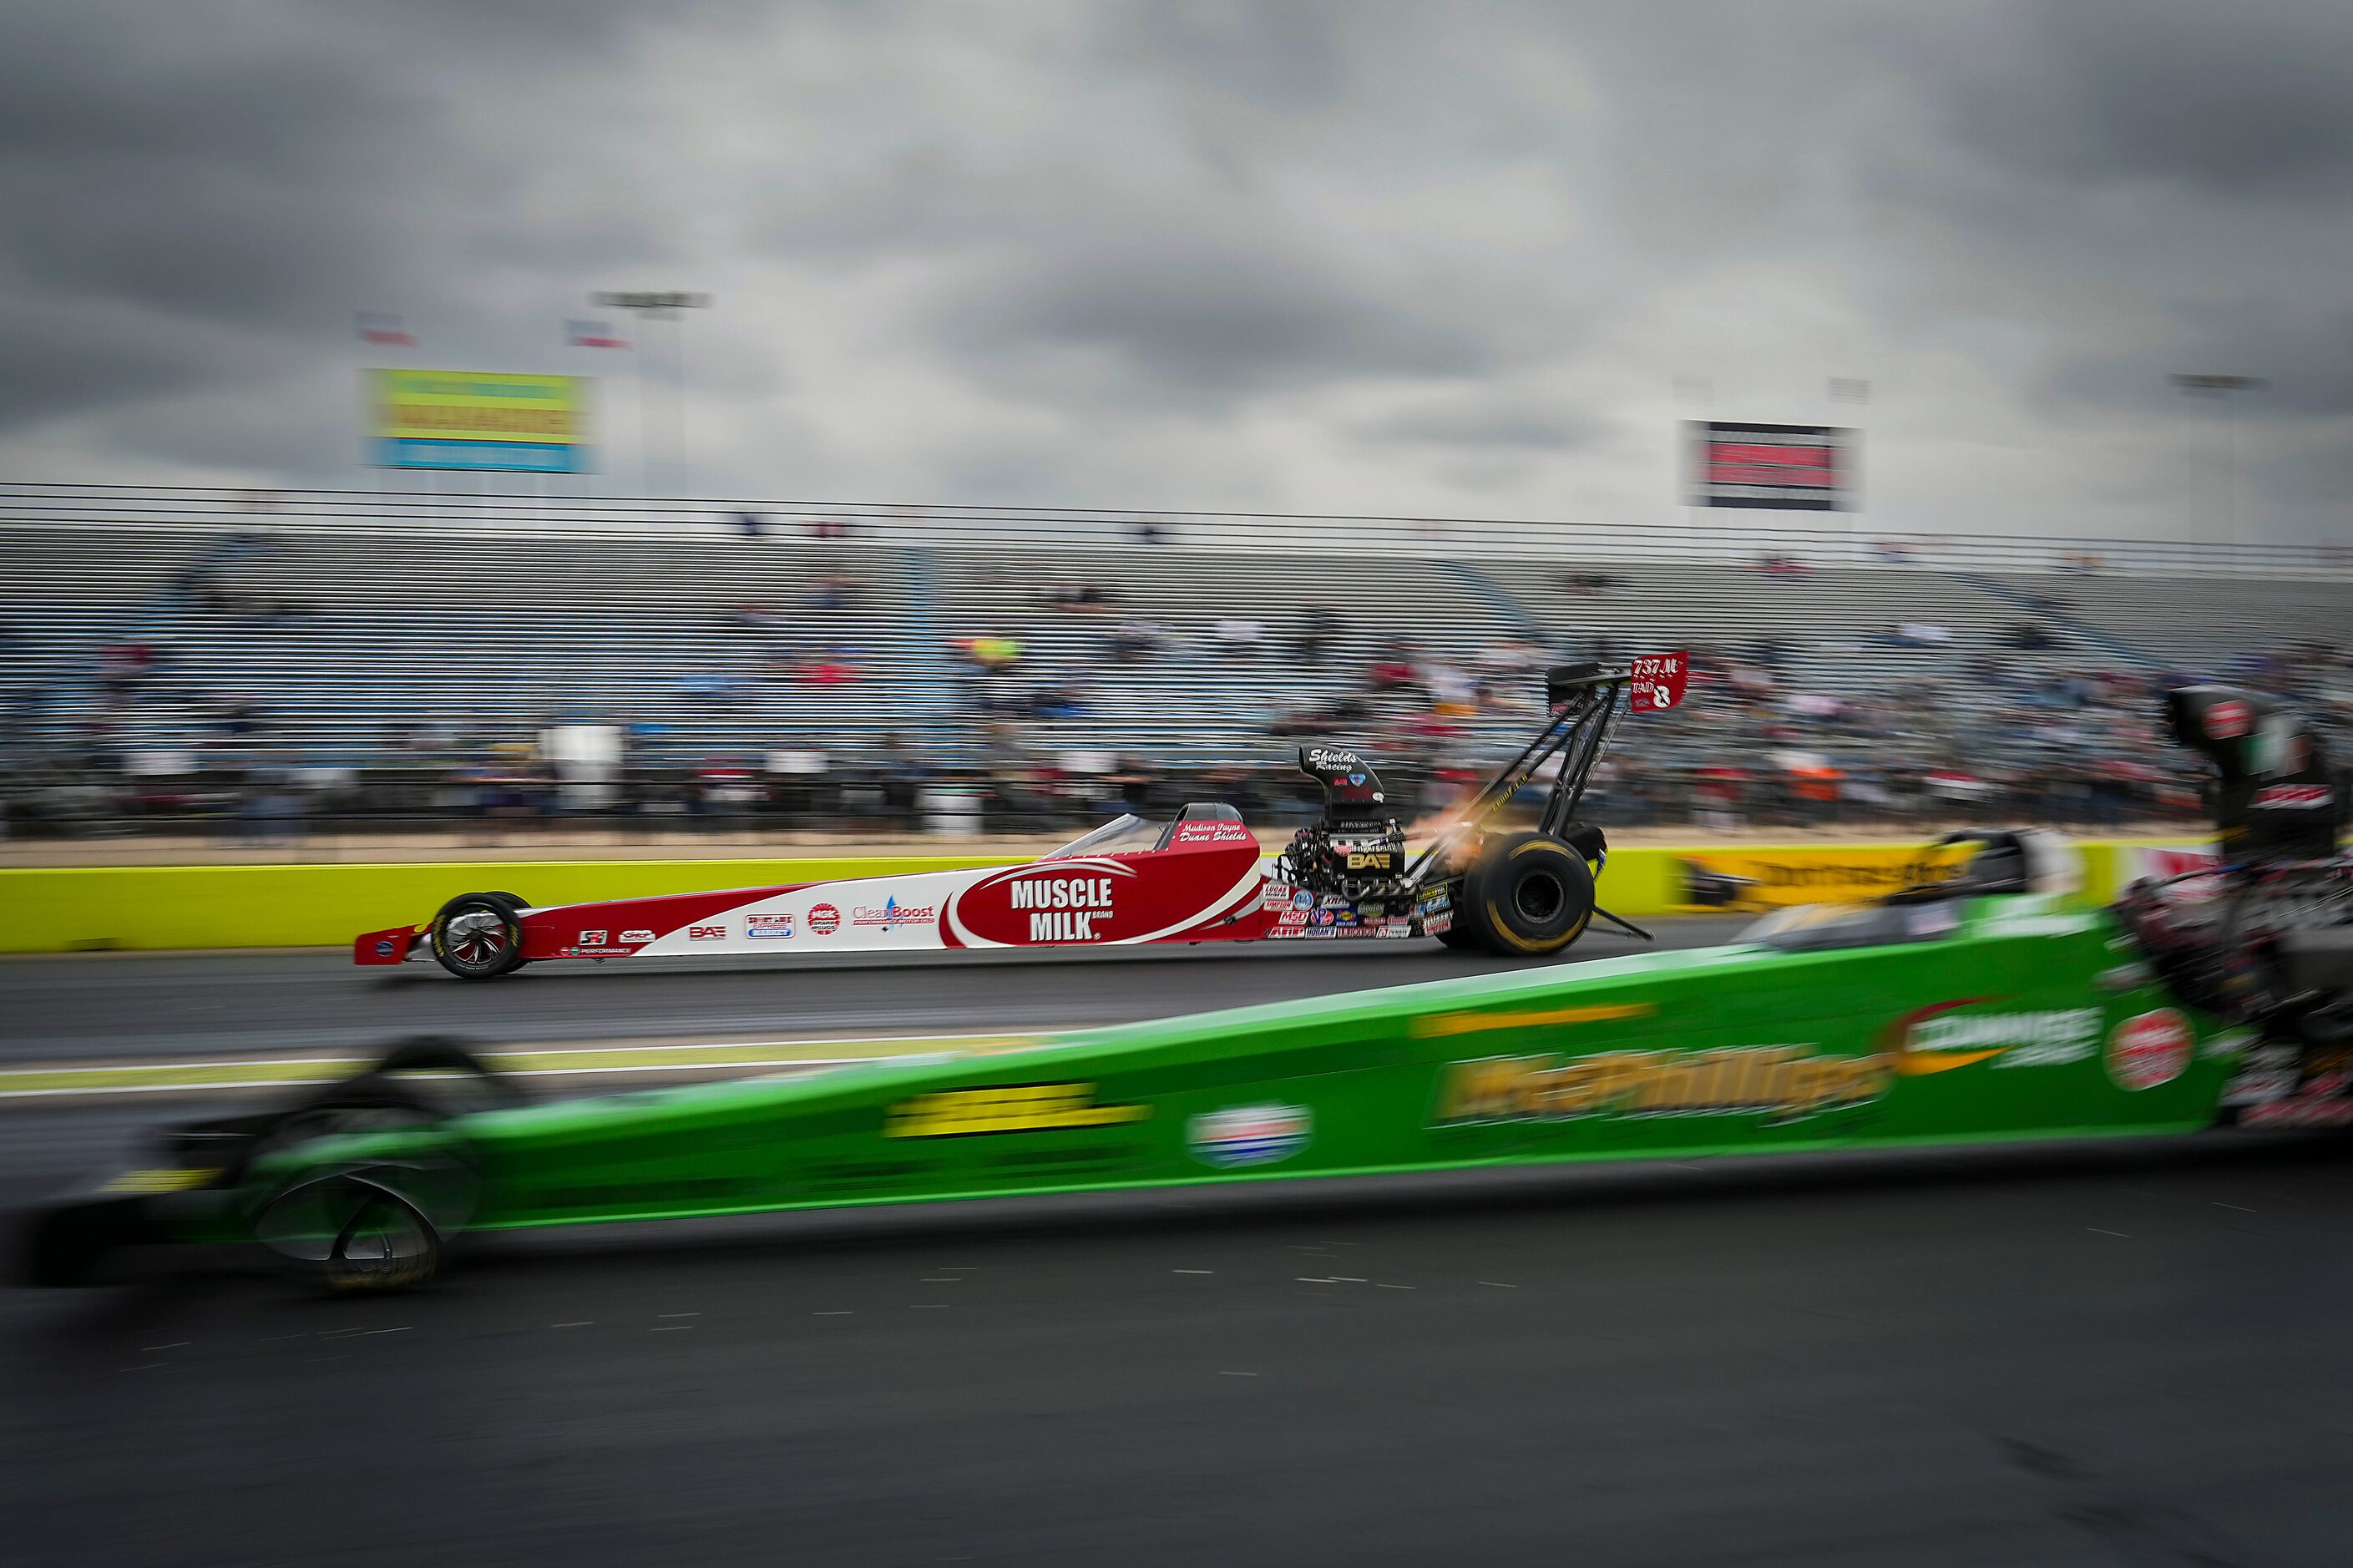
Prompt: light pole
<box><xmin>2169</xmin><ymin>372</ymin><xmax>2265</xmax><ymax>549</ymax></box>
<box><xmin>595</xmin><ymin>291</ymin><xmax>712</xmax><ymax>495</ymax></box>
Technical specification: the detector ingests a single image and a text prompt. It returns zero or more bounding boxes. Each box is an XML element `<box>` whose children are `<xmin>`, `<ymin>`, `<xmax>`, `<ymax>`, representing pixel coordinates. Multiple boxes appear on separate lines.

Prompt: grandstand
<box><xmin>1</xmin><ymin>483</ymin><xmax>2347</xmax><ymax>836</ymax></box>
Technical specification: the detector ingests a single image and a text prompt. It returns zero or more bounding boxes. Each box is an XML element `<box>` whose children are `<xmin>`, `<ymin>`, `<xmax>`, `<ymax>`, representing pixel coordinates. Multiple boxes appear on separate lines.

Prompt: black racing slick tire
<box><xmin>1461</xmin><ymin>832</ymin><xmax>1597</xmax><ymax>957</ymax></box>
<box><xmin>430</xmin><ymin>893</ymin><xmax>527</xmax><ymax>981</ymax></box>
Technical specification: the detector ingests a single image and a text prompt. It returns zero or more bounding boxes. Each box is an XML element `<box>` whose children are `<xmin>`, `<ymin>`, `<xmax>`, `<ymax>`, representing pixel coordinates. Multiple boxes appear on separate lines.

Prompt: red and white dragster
<box><xmin>356</xmin><ymin>656</ymin><xmax>1688</xmax><ymax>980</ymax></box>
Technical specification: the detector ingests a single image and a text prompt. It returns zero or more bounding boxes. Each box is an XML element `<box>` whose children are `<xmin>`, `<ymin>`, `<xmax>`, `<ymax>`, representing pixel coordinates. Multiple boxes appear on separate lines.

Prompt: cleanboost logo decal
<box><xmin>1187</xmin><ymin>1104</ymin><xmax>1313</xmax><ymax>1169</ymax></box>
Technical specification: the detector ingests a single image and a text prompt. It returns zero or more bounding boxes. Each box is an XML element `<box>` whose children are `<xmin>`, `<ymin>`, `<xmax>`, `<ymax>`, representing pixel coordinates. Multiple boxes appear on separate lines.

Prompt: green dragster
<box><xmin>12</xmin><ymin>878</ymin><xmax>2278</xmax><ymax>1293</ymax></box>
<box><xmin>23</xmin><ymin>675</ymin><xmax>2346</xmax><ymax>1294</ymax></box>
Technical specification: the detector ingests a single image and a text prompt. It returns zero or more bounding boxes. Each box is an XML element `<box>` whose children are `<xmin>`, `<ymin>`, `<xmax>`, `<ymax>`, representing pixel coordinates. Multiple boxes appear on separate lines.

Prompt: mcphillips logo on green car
<box><xmin>1434</xmin><ymin>1045</ymin><xmax>1890</xmax><ymax>1126</ymax></box>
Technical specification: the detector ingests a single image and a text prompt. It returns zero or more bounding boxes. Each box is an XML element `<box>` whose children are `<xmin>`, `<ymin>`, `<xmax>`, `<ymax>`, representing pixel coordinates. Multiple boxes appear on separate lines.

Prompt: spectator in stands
<box><xmin>1293</xmin><ymin>602</ymin><xmax>1346</xmax><ymax>664</ymax></box>
<box><xmin>733</xmin><ymin>511</ymin><xmax>768</xmax><ymax>539</ymax></box>
<box><xmin>1367</xmin><ymin>641</ymin><xmax>1422</xmax><ymax>695</ymax></box>
<box><xmin>1106</xmin><ymin>618</ymin><xmax>1166</xmax><ymax>664</ymax></box>
<box><xmin>961</xmin><ymin>635</ymin><xmax>1023</xmax><ymax>674</ymax></box>
<box><xmin>808</xmin><ymin>574</ymin><xmax>858</xmax><ymax>612</ymax></box>
<box><xmin>1216</xmin><ymin>616</ymin><xmax>1266</xmax><ymax>658</ymax></box>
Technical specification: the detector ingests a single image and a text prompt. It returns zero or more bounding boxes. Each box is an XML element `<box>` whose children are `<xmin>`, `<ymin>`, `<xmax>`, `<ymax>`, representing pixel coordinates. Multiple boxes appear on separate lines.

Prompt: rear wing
<box><xmin>1411</xmin><ymin>652</ymin><xmax>1688</xmax><ymax>888</ymax></box>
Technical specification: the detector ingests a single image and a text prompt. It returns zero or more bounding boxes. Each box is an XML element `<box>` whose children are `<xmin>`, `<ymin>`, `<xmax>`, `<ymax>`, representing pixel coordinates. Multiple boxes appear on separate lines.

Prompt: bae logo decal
<box><xmin>745</xmin><ymin>913</ymin><xmax>793</xmax><ymax>940</ymax></box>
<box><xmin>808</xmin><ymin>903</ymin><xmax>841</xmax><ymax>935</ymax></box>
<box><xmin>688</xmin><ymin>923</ymin><xmax>728</xmax><ymax>942</ymax></box>
<box><xmin>1187</xmin><ymin>1104</ymin><xmax>1313</xmax><ymax>1169</ymax></box>
<box><xmin>2108</xmin><ymin>1008</ymin><xmax>2194</xmax><ymax>1091</ymax></box>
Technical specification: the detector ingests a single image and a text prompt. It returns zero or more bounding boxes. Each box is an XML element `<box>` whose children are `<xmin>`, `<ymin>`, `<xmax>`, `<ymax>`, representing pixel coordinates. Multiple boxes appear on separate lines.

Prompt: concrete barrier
<box><xmin>0</xmin><ymin>838</ymin><xmax>2204</xmax><ymax>953</ymax></box>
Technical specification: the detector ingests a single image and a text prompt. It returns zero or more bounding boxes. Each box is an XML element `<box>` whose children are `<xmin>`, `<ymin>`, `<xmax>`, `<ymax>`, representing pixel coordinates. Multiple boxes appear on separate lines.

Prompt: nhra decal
<box><xmin>2106</xmin><ymin>1008</ymin><xmax>2194</xmax><ymax>1091</ymax></box>
<box><xmin>1187</xmin><ymin>1104</ymin><xmax>1313</xmax><ymax>1169</ymax></box>
<box><xmin>1435</xmin><ymin>1046</ymin><xmax>1890</xmax><ymax>1125</ymax></box>
<box><xmin>1882</xmin><ymin>999</ymin><xmax>2102</xmax><ymax>1074</ymax></box>
<box><xmin>884</xmin><ymin>1082</ymin><xmax>1150</xmax><ymax>1138</ymax></box>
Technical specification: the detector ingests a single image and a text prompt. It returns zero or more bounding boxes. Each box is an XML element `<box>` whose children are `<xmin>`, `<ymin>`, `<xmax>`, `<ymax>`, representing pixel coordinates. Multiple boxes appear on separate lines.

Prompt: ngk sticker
<box><xmin>807</xmin><ymin>903</ymin><xmax>841</xmax><ymax>935</ymax></box>
<box><xmin>2107</xmin><ymin>1009</ymin><xmax>2194</xmax><ymax>1092</ymax></box>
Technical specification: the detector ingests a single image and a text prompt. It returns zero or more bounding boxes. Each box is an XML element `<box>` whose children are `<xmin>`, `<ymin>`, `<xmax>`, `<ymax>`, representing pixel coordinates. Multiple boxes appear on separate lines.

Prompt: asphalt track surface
<box><xmin>8</xmin><ymin>929</ymin><xmax>2353</xmax><ymax>1565</ymax></box>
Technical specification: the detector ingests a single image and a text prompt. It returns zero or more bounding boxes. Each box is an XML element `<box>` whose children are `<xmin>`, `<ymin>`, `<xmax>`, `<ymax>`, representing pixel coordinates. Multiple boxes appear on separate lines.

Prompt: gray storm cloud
<box><xmin>0</xmin><ymin>0</ymin><xmax>2343</xmax><ymax>543</ymax></box>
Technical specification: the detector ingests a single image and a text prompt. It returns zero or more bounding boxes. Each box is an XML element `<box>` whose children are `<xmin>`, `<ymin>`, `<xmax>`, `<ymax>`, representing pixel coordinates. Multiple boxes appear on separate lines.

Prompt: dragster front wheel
<box><xmin>430</xmin><ymin>893</ymin><xmax>528</xmax><ymax>981</ymax></box>
<box><xmin>1461</xmin><ymin>832</ymin><xmax>1596</xmax><ymax>957</ymax></box>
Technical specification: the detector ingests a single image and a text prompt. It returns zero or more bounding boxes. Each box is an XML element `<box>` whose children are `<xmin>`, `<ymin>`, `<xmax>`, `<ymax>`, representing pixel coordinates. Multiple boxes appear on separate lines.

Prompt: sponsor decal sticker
<box><xmin>1311</xmin><ymin>910</ymin><xmax>1337</xmax><ymax>927</ymax></box>
<box><xmin>1880</xmin><ymin>999</ymin><xmax>2103</xmax><ymax>1072</ymax></box>
<box><xmin>808</xmin><ymin>903</ymin><xmax>841</xmax><ymax>935</ymax></box>
<box><xmin>2106</xmin><ymin>1008</ymin><xmax>2194</xmax><ymax>1091</ymax></box>
<box><xmin>853</xmin><ymin>897</ymin><xmax>936</xmax><ymax>930</ymax></box>
<box><xmin>2239</xmin><ymin>1094</ymin><xmax>2353</xmax><ymax>1129</ymax></box>
<box><xmin>618</xmin><ymin>928</ymin><xmax>656</xmax><ymax>943</ymax></box>
<box><xmin>1293</xmin><ymin>890</ymin><xmax>1315</xmax><ymax>913</ymax></box>
<box><xmin>2249</xmin><ymin>784</ymin><xmax>2333</xmax><ymax>809</ymax></box>
<box><xmin>1421</xmin><ymin>911</ymin><xmax>1453</xmax><ymax>936</ymax></box>
<box><xmin>1188</xmin><ymin>1104</ymin><xmax>1313</xmax><ymax>1169</ymax></box>
<box><xmin>1435</xmin><ymin>1045</ymin><xmax>1889</xmax><ymax>1126</ymax></box>
<box><xmin>2206</xmin><ymin>699</ymin><xmax>2250</xmax><ymax>740</ymax></box>
<box><xmin>578</xmin><ymin>929</ymin><xmax>608</xmax><ymax>947</ymax></box>
<box><xmin>688</xmin><ymin>923</ymin><xmax>727</xmax><ymax>942</ymax></box>
<box><xmin>373</xmin><ymin>938</ymin><xmax>397</xmax><ymax>958</ymax></box>
<box><xmin>2201</xmin><ymin>1029</ymin><xmax>2255</xmax><ymax>1061</ymax></box>
<box><xmin>885</xmin><ymin>1082</ymin><xmax>1150</xmax><ymax>1138</ymax></box>
<box><xmin>1009</xmin><ymin>876</ymin><xmax>1114</xmax><ymax>941</ymax></box>
<box><xmin>1263</xmin><ymin>883</ymin><xmax>1299</xmax><ymax>912</ymax></box>
<box><xmin>746</xmin><ymin>913</ymin><xmax>796</xmax><ymax>940</ymax></box>
<box><xmin>2223</xmin><ymin>1068</ymin><xmax>2298</xmax><ymax>1107</ymax></box>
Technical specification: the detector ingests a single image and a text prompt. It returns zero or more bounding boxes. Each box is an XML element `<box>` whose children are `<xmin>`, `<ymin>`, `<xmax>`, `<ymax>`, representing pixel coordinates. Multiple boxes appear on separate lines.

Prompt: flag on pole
<box><xmin>356</xmin><ymin>311</ymin><xmax>416</xmax><ymax>346</ymax></box>
<box><xmin>568</xmin><ymin>319</ymin><xmax>629</xmax><ymax>349</ymax></box>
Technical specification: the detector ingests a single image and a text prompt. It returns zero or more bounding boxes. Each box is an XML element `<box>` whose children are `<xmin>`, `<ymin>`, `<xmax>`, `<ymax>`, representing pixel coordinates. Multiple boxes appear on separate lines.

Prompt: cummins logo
<box><xmin>1886</xmin><ymin>999</ymin><xmax>2102</xmax><ymax>1072</ymax></box>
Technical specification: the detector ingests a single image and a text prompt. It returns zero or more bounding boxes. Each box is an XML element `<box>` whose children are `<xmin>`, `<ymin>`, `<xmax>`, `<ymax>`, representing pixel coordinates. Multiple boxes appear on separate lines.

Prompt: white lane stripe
<box><xmin>0</xmin><ymin>1030</ymin><xmax>1041</xmax><ymax>1080</ymax></box>
<box><xmin>0</xmin><ymin>1052</ymin><xmax>970</xmax><ymax>1100</ymax></box>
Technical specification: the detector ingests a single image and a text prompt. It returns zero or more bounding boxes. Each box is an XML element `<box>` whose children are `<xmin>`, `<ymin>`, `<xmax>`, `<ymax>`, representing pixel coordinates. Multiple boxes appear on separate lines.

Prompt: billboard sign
<box><xmin>368</xmin><ymin>369</ymin><xmax>590</xmax><ymax>473</ymax></box>
<box><xmin>1687</xmin><ymin>422</ymin><xmax>1853</xmax><ymax>511</ymax></box>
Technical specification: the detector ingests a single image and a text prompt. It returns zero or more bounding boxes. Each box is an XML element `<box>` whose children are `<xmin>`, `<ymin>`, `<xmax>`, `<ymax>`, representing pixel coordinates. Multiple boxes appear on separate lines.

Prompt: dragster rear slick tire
<box><xmin>1461</xmin><ymin>831</ymin><xmax>1597</xmax><ymax>956</ymax></box>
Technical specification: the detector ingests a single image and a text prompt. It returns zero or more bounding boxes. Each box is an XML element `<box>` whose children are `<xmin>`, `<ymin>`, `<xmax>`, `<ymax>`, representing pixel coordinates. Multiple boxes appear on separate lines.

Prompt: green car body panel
<box><xmin>248</xmin><ymin>896</ymin><xmax>2239</xmax><ymax>1237</ymax></box>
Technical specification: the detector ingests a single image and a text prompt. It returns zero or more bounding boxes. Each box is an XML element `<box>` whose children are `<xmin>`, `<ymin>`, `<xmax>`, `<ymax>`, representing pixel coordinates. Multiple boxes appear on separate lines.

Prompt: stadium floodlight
<box><xmin>2169</xmin><ymin>373</ymin><xmax>2266</xmax><ymax>549</ymax></box>
<box><xmin>595</xmin><ymin>291</ymin><xmax>714</xmax><ymax>493</ymax></box>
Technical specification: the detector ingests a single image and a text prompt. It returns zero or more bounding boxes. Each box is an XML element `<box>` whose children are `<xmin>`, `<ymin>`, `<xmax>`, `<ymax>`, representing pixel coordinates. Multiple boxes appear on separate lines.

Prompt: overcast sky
<box><xmin>0</xmin><ymin>0</ymin><xmax>2347</xmax><ymax>544</ymax></box>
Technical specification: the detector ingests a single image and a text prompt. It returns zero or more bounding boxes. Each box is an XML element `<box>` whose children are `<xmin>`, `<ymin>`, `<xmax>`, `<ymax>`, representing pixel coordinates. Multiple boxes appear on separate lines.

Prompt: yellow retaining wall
<box><xmin>0</xmin><ymin>837</ymin><xmax>2205</xmax><ymax>954</ymax></box>
<box><xmin>0</xmin><ymin>857</ymin><xmax>1027</xmax><ymax>953</ymax></box>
